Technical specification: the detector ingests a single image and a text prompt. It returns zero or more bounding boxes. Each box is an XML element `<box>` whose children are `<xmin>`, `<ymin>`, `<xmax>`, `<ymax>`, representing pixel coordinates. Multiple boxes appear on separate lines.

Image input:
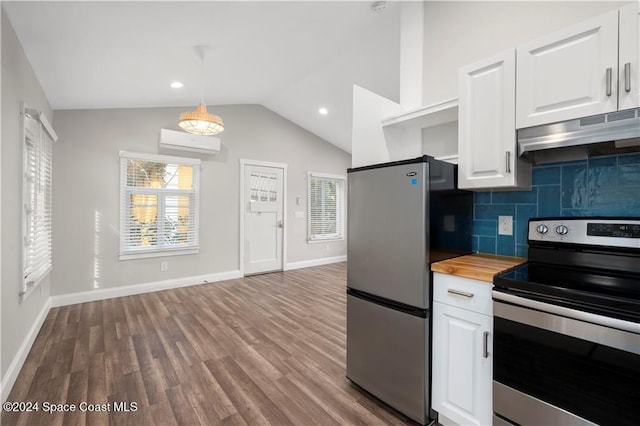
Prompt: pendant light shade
<box><xmin>178</xmin><ymin>46</ymin><xmax>224</xmax><ymax>136</ymax></box>
<box><xmin>178</xmin><ymin>103</ymin><xmax>224</xmax><ymax>135</ymax></box>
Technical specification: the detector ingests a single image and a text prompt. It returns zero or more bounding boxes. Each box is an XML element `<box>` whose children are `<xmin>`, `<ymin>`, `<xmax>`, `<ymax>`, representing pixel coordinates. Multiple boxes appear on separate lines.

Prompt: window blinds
<box><xmin>22</xmin><ymin>114</ymin><xmax>53</xmax><ymax>294</ymax></box>
<box><xmin>119</xmin><ymin>151</ymin><xmax>200</xmax><ymax>259</ymax></box>
<box><xmin>308</xmin><ymin>173</ymin><xmax>345</xmax><ymax>241</ymax></box>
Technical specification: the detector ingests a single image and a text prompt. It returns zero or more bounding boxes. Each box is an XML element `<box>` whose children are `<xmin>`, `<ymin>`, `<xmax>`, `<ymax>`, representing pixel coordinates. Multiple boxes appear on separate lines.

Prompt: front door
<box><xmin>243</xmin><ymin>164</ymin><xmax>284</xmax><ymax>275</ymax></box>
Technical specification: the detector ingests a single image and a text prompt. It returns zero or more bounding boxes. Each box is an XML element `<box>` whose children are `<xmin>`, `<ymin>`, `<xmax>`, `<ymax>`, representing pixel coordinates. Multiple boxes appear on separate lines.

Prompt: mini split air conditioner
<box><xmin>158</xmin><ymin>128</ymin><xmax>221</xmax><ymax>157</ymax></box>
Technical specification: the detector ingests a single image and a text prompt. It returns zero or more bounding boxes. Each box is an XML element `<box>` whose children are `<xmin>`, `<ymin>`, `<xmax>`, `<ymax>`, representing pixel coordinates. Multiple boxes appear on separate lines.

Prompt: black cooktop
<box><xmin>494</xmin><ymin>262</ymin><xmax>640</xmax><ymax>323</ymax></box>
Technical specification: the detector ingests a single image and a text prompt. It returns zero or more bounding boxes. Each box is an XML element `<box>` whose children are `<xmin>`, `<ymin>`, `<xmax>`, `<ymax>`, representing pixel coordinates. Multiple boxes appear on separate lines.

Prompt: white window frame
<box><xmin>21</xmin><ymin>104</ymin><xmax>57</xmax><ymax>301</ymax></box>
<box><xmin>119</xmin><ymin>151</ymin><xmax>201</xmax><ymax>260</ymax></box>
<box><xmin>307</xmin><ymin>172</ymin><xmax>346</xmax><ymax>243</ymax></box>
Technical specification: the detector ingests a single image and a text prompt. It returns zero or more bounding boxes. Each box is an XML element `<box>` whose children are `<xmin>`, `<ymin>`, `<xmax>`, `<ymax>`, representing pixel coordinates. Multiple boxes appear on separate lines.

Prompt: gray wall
<box><xmin>422</xmin><ymin>1</ymin><xmax>627</xmax><ymax>105</ymax></box>
<box><xmin>51</xmin><ymin>105</ymin><xmax>350</xmax><ymax>296</ymax></box>
<box><xmin>1</xmin><ymin>9</ymin><xmax>53</xmax><ymax>379</ymax></box>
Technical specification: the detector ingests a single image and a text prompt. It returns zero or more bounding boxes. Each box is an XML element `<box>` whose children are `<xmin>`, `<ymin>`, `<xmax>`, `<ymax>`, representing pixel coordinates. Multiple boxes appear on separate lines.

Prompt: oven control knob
<box><xmin>555</xmin><ymin>225</ymin><xmax>569</xmax><ymax>236</ymax></box>
<box><xmin>536</xmin><ymin>224</ymin><xmax>549</xmax><ymax>235</ymax></box>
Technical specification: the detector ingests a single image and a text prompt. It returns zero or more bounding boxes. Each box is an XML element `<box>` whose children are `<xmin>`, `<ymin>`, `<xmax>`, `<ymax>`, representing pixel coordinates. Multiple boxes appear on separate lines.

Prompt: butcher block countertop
<box><xmin>431</xmin><ymin>254</ymin><xmax>526</xmax><ymax>283</ymax></box>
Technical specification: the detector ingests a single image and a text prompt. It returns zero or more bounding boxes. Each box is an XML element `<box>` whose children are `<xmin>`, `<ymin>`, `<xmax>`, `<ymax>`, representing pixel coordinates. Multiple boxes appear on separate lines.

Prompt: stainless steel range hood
<box><xmin>518</xmin><ymin>108</ymin><xmax>640</xmax><ymax>162</ymax></box>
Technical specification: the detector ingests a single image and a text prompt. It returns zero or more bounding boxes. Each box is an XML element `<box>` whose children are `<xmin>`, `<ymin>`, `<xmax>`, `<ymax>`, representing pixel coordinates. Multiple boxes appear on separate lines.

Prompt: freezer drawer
<box><xmin>346</xmin><ymin>293</ymin><xmax>430</xmax><ymax>424</ymax></box>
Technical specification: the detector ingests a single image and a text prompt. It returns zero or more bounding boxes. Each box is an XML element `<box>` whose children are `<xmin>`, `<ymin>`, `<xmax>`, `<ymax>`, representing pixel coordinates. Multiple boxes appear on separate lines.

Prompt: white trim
<box><xmin>21</xmin><ymin>103</ymin><xmax>53</xmax><ymax>298</ymax></box>
<box><xmin>1</xmin><ymin>298</ymin><xmax>51</xmax><ymax>404</ymax></box>
<box><xmin>307</xmin><ymin>237</ymin><xmax>345</xmax><ymax>244</ymax></box>
<box><xmin>22</xmin><ymin>103</ymin><xmax>58</xmax><ymax>142</ymax></box>
<box><xmin>38</xmin><ymin>113</ymin><xmax>58</xmax><ymax>143</ymax></box>
<box><xmin>239</xmin><ymin>159</ymin><xmax>288</xmax><ymax>276</ymax></box>
<box><xmin>119</xmin><ymin>152</ymin><xmax>201</xmax><ymax>258</ymax></box>
<box><xmin>307</xmin><ymin>172</ymin><xmax>346</xmax><ymax>242</ymax></box>
<box><xmin>308</xmin><ymin>171</ymin><xmax>346</xmax><ymax>181</ymax></box>
<box><xmin>50</xmin><ymin>269</ymin><xmax>242</xmax><ymax>308</ymax></box>
<box><xmin>119</xmin><ymin>247</ymin><xmax>199</xmax><ymax>261</ymax></box>
<box><xmin>20</xmin><ymin>266</ymin><xmax>52</xmax><ymax>302</ymax></box>
<box><xmin>284</xmin><ymin>255</ymin><xmax>347</xmax><ymax>271</ymax></box>
<box><xmin>119</xmin><ymin>150</ymin><xmax>201</xmax><ymax>165</ymax></box>
<box><xmin>240</xmin><ymin>159</ymin><xmax>287</xmax><ymax>169</ymax></box>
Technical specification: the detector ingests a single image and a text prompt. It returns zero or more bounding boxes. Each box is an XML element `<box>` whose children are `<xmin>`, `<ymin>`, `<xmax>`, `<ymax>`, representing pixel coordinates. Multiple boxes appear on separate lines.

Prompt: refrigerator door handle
<box><xmin>346</xmin><ymin>288</ymin><xmax>428</xmax><ymax>318</ymax></box>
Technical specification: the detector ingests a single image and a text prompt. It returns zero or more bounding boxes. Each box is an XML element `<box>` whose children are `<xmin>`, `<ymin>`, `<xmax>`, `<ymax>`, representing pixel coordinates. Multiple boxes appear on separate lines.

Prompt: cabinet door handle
<box><xmin>625</xmin><ymin>62</ymin><xmax>631</xmax><ymax>93</ymax></box>
<box><xmin>606</xmin><ymin>67</ymin><xmax>612</xmax><ymax>97</ymax></box>
<box><xmin>447</xmin><ymin>288</ymin><xmax>474</xmax><ymax>298</ymax></box>
<box><xmin>483</xmin><ymin>331</ymin><xmax>489</xmax><ymax>358</ymax></box>
<box><xmin>505</xmin><ymin>151</ymin><xmax>511</xmax><ymax>174</ymax></box>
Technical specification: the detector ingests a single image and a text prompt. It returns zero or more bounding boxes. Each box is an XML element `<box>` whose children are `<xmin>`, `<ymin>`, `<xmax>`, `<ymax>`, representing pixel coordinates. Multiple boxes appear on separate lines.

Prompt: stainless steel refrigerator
<box><xmin>346</xmin><ymin>156</ymin><xmax>472</xmax><ymax>425</ymax></box>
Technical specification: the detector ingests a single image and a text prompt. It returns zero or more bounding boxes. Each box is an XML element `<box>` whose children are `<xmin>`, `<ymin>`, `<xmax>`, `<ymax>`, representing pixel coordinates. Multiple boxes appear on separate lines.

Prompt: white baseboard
<box><xmin>1</xmin><ymin>297</ymin><xmax>51</xmax><ymax>403</ymax></box>
<box><xmin>50</xmin><ymin>270</ymin><xmax>242</xmax><ymax>308</ymax></box>
<box><xmin>284</xmin><ymin>255</ymin><xmax>347</xmax><ymax>271</ymax></box>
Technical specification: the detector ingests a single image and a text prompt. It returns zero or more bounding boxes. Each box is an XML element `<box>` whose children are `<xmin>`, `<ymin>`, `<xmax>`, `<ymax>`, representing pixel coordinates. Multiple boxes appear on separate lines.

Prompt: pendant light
<box><xmin>178</xmin><ymin>46</ymin><xmax>224</xmax><ymax>136</ymax></box>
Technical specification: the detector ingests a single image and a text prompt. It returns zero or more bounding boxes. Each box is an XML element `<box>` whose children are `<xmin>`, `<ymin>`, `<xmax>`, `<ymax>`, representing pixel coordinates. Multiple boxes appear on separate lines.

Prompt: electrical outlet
<box><xmin>161</xmin><ymin>261</ymin><xmax>168</xmax><ymax>272</ymax></box>
<box><xmin>498</xmin><ymin>216</ymin><xmax>513</xmax><ymax>236</ymax></box>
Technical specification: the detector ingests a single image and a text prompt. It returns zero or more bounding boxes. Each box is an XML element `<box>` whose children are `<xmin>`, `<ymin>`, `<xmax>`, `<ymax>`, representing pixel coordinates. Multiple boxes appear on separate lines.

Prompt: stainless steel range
<box><xmin>493</xmin><ymin>217</ymin><xmax>640</xmax><ymax>426</ymax></box>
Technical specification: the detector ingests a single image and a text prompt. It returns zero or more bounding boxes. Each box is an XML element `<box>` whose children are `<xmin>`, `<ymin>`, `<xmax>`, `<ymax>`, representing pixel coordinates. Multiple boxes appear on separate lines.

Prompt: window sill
<box><xmin>20</xmin><ymin>267</ymin><xmax>51</xmax><ymax>303</ymax></box>
<box><xmin>20</xmin><ymin>284</ymin><xmax>39</xmax><ymax>303</ymax></box>
<box><xmin>119</xmin><ymin>247</ymin><xmax>199</xmax><ymax>261</ymax></box>
<box><xmin>308</xmin><ymin>237</ymin><xmax>345</xmax><ymax>244</ymax></box>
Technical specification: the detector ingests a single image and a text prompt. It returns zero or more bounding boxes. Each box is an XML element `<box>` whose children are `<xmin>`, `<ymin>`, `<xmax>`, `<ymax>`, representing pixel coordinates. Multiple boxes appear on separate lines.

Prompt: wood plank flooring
<box><xmin>2</xmin><ymin>263</ymin><xmax>414</xmax><ymax>425</ymax></box>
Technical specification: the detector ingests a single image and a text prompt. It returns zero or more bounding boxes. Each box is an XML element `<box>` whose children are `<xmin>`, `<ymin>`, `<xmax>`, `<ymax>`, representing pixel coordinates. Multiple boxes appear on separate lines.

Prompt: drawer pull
<box><xmin>483</xmin><ymin>331</ymin><xmax>489</xmax><ymax>358</ymax></box>
<box><xmin>625</xmin><ymin>62</ymin><xmax>631</xmax><ymax>93</ymax></box>
<box><xmin>447</xmin><ymin>289</ymin><xmax>474</xmax><ymax>298</ymax></box>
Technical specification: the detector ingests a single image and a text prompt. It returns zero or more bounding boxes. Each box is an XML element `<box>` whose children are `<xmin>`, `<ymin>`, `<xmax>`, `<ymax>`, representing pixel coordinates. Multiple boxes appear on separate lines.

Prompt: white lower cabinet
<box><xmin>432</xmin><ymin>273</ymin><xmax>493</xmax><ymax>426</ymax></box>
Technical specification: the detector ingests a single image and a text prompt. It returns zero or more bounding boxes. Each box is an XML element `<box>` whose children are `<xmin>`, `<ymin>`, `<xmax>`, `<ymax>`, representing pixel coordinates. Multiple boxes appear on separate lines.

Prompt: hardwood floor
<box><xmin>2</xmin><ymin>263</ymin><xmax>415</xmax><ymax>425</ymax></box>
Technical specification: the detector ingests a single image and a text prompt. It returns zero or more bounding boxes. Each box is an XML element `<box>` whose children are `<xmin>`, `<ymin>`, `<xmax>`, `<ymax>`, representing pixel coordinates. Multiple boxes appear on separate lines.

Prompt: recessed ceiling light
<box><xmin>319</xmin><ymin>107</ymin><xmax>328</xmax><ymax>115</ymax></box>
<box><xmin>170</xmin><ymin>81</ymin><xmax>184</xmax><ymax>89</ymax></box>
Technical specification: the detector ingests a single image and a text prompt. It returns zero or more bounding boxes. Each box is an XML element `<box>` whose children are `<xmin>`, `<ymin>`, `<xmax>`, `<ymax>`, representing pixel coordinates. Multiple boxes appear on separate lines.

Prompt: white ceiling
<box><xmin>3</xmin><ymin>1</ymin><xmax>401</xmax><ymax>153</ymax></box>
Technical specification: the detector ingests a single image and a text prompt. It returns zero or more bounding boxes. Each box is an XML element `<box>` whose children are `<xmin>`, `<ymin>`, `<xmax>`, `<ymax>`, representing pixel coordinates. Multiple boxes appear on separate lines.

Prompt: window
<box><xmin>22</xmin><ymin>112</ymin><xmax>54</xmax><ymax>297</ymax></box>
<box><xmin>119</xmin><ymin>151</ymin><xmax>200</xmax><ymax>260</ymax></box>
<box><xmin>308</xmin><ymin>172</ymin><xmax>345</xmax><ymax>242</ymax></box>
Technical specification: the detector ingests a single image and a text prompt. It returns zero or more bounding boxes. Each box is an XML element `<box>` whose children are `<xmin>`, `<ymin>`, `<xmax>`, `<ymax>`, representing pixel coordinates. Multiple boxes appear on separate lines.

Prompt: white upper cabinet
<box><xmin>619</xmin><ymin>2</ymin><xmax>640</xmax><ymax>111</ymax></box>
<box><xmin>516</xmin><ymin>8</ymin><xmax>627</xmax><ymax>129</ymax></box>
<box><xmin>458</xmin><ymin>49</ymin><xmax>530</xmax><ymax>190</ymax></box>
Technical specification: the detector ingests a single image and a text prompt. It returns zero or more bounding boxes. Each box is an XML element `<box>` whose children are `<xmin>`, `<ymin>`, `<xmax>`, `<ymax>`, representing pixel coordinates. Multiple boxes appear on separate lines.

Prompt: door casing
<box><xmin>239</xmin><ymin>159</ymin><xmax>287</xmax><ymax>276</ymax></box>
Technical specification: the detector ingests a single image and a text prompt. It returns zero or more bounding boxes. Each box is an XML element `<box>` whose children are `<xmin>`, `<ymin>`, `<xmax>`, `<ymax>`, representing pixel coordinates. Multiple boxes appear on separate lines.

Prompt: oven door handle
<box><xmin>493</xmin><ymin>290</ymin><xmax>640</xmax><ymax>355</ymax></box>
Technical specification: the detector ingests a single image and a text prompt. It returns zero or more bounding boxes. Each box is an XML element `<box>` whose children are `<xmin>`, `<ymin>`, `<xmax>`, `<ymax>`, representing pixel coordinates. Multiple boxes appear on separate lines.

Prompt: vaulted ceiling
<box><xmin>4</xmin><ymin>1</ymin><xmax>401</xmax><ymax>153</ymax></box>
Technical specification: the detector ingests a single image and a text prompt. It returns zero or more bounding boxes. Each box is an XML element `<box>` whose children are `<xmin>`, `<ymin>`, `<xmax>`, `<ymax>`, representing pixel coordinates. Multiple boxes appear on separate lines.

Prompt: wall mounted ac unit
<box><xmin>158</xmin><ymin>128</ymin><xmax>221</xmax><ymax>157</ymax></box>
